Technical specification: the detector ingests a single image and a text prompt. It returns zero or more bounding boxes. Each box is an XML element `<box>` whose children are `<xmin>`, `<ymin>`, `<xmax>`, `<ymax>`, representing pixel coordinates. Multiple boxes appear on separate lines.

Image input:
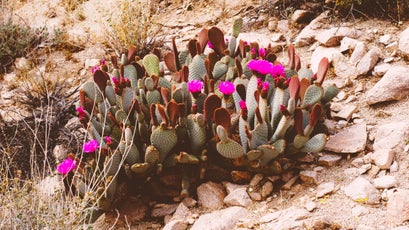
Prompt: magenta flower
<box><xmin>83</xmin><ymin>139</ymin><xmax>99</xmax><ymax>153</ymax></box>
<box><xmin>57</xmin><ymin>158</ymin><xmax>76</xmax><ymax>175</ymax></box>
<box><xmin>259</xmin><ymin>48</ymin><xmax>266</xmax><ymax>57</ymax></box>
<box><xmin>239</xmin><ymin>100</ymin><xmax>247</xmax><ymax>110</ymax></box>
<box><xmin>262</xmin><ymin>81</ymin><xmax>270</xmax><ymax>91</ymax></box>
<box><xmin>247</xmin><ymin>59</ymin><xmax>274</xmax><ymax>75</ymax></box>
<box><xmin>104</xmin><ymin>136</ymin><xmax>112</xmax><ymax>145</ymax></box>
<box><xmin>77</xmin><ymin>106</ymin><xmax>86</xmax><ymax>119</ymax></box>
<box><xmin>100</xmin><ymin>59</ymin><xmax>106</xmax><ymax>65</ymax></box>
<box><xmin>188</xmin><ymin>80</ymin><xmax>203</xmax><ymax>93</ymax></box>
<box><xmin>271</xmin><ymin>64</ymin><xmax>285</xmax><ymax>77</ymax></box>
<box><xmin>207</xmin><ymin>41</ymin><xmax>214</xmax><ymax>49</ymax></box>
<box><xmin>218</xmin><ymin>81</ymin><xmax>235</xmax><ymax>95</ymax></box>
<box><xmin>111</xmin><ymin>77</ymin><xmax>119</xmax><ymax>85</ymax></box>
<box><xmin>91</xmin><ymin>65</ymin><xmax>100</xmax><ymax>74</ymax></box>
<box><xmin>251</xmin><ymin>48</ymin><xmax>257</xmax><ymax>55</ymax></box>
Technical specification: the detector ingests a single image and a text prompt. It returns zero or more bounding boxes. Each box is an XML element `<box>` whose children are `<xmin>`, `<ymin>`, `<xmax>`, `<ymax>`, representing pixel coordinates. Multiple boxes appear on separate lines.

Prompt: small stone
<box><xmin>390</xmin><ymin>161</ymin><xmax>399</xmax><ymax>173</ymax></box>
<box><xmin>299</xmin><ymin>171</ymin><xmax>318</xmax><ymax>185</ymax></box>
<box><xmin>372</xmin><ymin>150</ymin><xmax>395</xmax><ymax>170</ymax></box>
<box><xmin>223</xmin><ymin>187</ymin><xmax>253</xmax><ymax>207</ymax></box>
<box><xmin>197</xmin><ymin>181</ymin><xmax>226</xmax><ymax>210</ymax></box>
<box><xmin>358</xmin><ymin>164</ymin><xmax>372</xmax><ymax>174</ymax></box>
<box><xmin>367</xmin><ymin>165</ymin><xmax>381</xmax><ymax>178</ymax></box>
<box><xmin>305</xmin><ymin>200</ymin><xmax>317</xmax><ymax>212</ymax></box>
<box><xmin>318</xmin><ymin>154</ymin><xmax>342</xmax><ymax>167</ymax></box>
<box><xmin>325</xmin><ymin>123</ymin><xmax>367</xmax><ymax>154</ymax></box>
<box><xmin>223</xmin><ymin>182</ymin><xmax>247</xmax><ymax>194</ymax></box>
<box><xmin>344</xmin><ymin>95</ymin><xmax>357</xmax><ymax>103</ymax></box>
<box><xmin>334</xmin><ymin>104</ymin><xmax>357</xmax><ymax>121</ymax></box>
<box><xmin>261</xmin><ymin>181</ymin><xmax>274</xmax><ymax>198</ymax></box>
<box><xmin>310</xmin><ymin>46</ymin><xmax>341</xmax><ymax>73</ymax></box>
<box><xmin>282</xmin><ymin>176</ymin><xmax>299</xmax><ymax>190</ymax></box>
<box><xmin>384</xmin><ymin>57</ymin><xmax>394</xmax><ymax>63</ymax></box>
<box><xmin>340</xmin><ymin>37</ymin><xmax>360</xmax><ymax>52</ymax></box>
<box><xmin>314</xmin><ymin>166</ymin><xmax>324</xmax><ymax>172</ymax></box>
<box><xmin>151</xmin><ymin>203</ymin><xmax>179</xmax><ymax>218</ymax></box>
<box><xmin>351</xmin><ymin>158</ymin><xmax>365</xmax><ymax>168</ymax></box>
<box><xmin>352</xmin><ymin>205</ymin><xmax>369</xmax><ymax>217</ymax></box>
<box><xmin>316</xmin><ymin>27</ymin><xmax>361</xmax><ymax>47</ymax></box>
<box><xmin>380</xmin><ymin>34</ymin><xmax>391</xmax><ymax>44</ymax></box>
<box><xmin>250</xmin><ymin>174</ymin><xmax>264</xmax><ymax>187</ymax></box>
<box><xmin>372</xmin><ymin>63</ymin><xmax>391</xmax><ymax>76</ymax></box>
<box><xmin>291</xmin><ymin>10</ymin><xmax>312</xmax><ymax>24</ymax></box>
<box><xmin>373</xmin><ymin>175</ymin><xmax>398</xmax><ymax>189</ymax></box>
<box><xmin>182</xmin><ymin>197</ymin><xmax>197</xmax><ymax>208</ymax></box>
<box><xmin>172</xmin><ymin>202</ymin><xmax>191</xmax><ymax>221</ymax></box>
<box><xmin>14</xmin><ymin>57</ymin><xmax>32</xmax><ymax>71</ymax></box>
<box><xmin>355</xmin><ymin>82</ymin><xmax>365</xmax><ymax>93</ymax></box>
<box><xmin>387</xmin><ymin>189</ymin><xmax>409</xmax><ymax>225</ymax></box>
<box><xmin>343</xmin><ymin>177</ymin><xmax>380</xmax><ymax>204</ymax></box>
<box><xmin>163</xmin><ymin>219</ymin><xmax>188</xmax><ymax>230</ymax></box>
<box><xmin>53</xmin><ymin>144</ymin><xmax>68</xmax><ymax>160</ymax></box>
<box><xmin>260</xmin><ymin>206</ymin><xmax>309</xmax><ymax>229</ymax></box>
<box><xmin>336</xmin><ymin>120</ymin><xmax>348</xmax><ymax>129</ymax></box>
<box><xmin>267</xmin><ymin>19</ymin><xmax>278</xmax><ymax>31</ymax></box>
<box><xmin>357</xmin><ymin>47</ymin><xmax>382</xmax><ymax>75</ymax></box>
<box><xmin>270</xmin><ymin>33</ymin><xmax>285</xmax><ymax>42</ymax></box>
<box><xmin>277</xmin><ymin>20</ymin><xmax>289</xmax><ymax>33</ymax></box>
<box><xmin>349</xmin><ymin>42</ymin><xmax>367</xmax><ymax>66</ymax></box>
<box><xmin>316</xmin><ymin>181</ymin><xmax>335</xmax><ymax>198</ymax></box>
<box><xmin>344</xmin><ymin>168</ymin><xmax>360</xmax><ymax>177</ymax></box>
<box><xmin>191</xmin><ymin>206</ymin><xmax>250</xmax><ymax>230</ymax></box>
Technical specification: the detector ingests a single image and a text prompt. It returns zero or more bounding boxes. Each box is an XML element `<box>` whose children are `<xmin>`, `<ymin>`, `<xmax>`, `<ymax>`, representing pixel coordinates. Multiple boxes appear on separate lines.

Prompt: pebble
<box><xmin>333</xmin><ymin>104</ymin><xmax>357</xmax><ymax>121</ymax></box>
<box><xmin>324</xmin><ymin>123</ymin><xmax>367</xmax><ymax>154</ymax></box>
<box><xmin>151</xmin><ymin>203</ymin><xmax>179</xmax><ymax>218</ymax></box>
<box><xmin>197</xmin><ymin>181</ymin><xmax>226</xmax><ymax>210</ymax></box>
<box><xmin>373</xmin><ymin>175</ymin><xmax>398</xmax><ymax>189</ymax></box>
<box><xmin>389</xmin><ymin>161</ymin><xmax>399</xmax><ymax>173</ymax></box>
<box><xmin>191</xmin><ymin>206</ymin><xmax>250</xmax><ymax>230</ymax></box>
<box><xmin>343</xmin><ymin>177</ymin><xmax>380</xmax><ymax>204</ymax></box>
<box><xmin>387</xmin><ymin>189</ymin><xmax>409</xmax><ymax>225</ymax></box>
<box><xmin>299</xmin><ymin>171</ymin><xmax>318</xmax><ymax>185</ymax></box>
<box><xmin>223</xmin><ymin>187</ymin><xmax>253</xmax><ymax>207</ymax></box>
<box><xmin>318</xmin><ymin>154</ymin><xmax>342</xmax><ymax>167</ymax></box>
<box><xmin>316</xmin><ymin>181</ymin><xmax>335</xmax><ymax>198</ymax></box>
<box><xmin>358</xmin><ymin>163</ymin><xmax>372</xmax><ymax>174</ymax></box>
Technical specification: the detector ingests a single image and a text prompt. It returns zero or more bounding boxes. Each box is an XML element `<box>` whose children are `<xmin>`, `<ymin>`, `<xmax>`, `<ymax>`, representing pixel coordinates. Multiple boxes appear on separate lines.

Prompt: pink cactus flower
<box><xmin>91</xmin><ymin>65</ymin><xmax>100</xmax><ymax>74</ymax></box>
<box><xmin>225</xmin><ymin>38</ymin><xmax>229</xmax><ymax>44</ymax></box>
<box><xmin>259</xmin><ymin>48</ymin><xmax>266</xmax><ymax>57</ymax></box>
<box><xmin>239</xmin><ymin>100</ymin><xmax>247</xmax><ymax>110</ymax></box>
<box><xmin>57</xmin><ymin>158</ymin><xmax>76</xmax><ymax>175</ymax></box>
<box><xmin>188</xmin><ymin>80</ymin><xmax>203</xmax><ymax>93</ymax></box>
<box><xmin>100</xmin><ymin>59</ymin><xmax>106</xmax><ymax>65</ymax></box>
<box><xmin>219</xmin><ymin>81</ymin><xmax>235</xmax><ymax>95</ymax></box>
<box><xmin>251</xmin><ymin>48</ymin><xmax>257</xmax><ymax>55</ymax></box>
<box><xmin>271</xmin><ymin>64</ymin><xmax>285</xmax><ymax>77</ymax></box>
<box><xmin>247</xmin><ymin>59</ymin><xmax>273</xmax><ymax>75</ymax></box>
<box><xmin>77</xmin><ymin>107</ymin><xmax>86</xmax><ymax>119</ymax></box>
<box><xmin>257</xmin><ymin>78</ymin><xmax>263</xmax><ymax>88</ymax></box>
<box><xmin>207</xmin><ymin>41</ymin><xmax>214</xmax><ymax>49</ymax></box>
<box><xmin>83</xmin><ymin>139</ymin><xmax>99</xmax><ymax>153</ymax></box>
<box><xmin>280</xmin><ymin>104</ymin><xmax>287</xmax><ymax>111</ymax></box>
<box><xmin>262</xmin><ymin>81</ymin><xmax>270</xmax><ymax>91</ymax></box>
<box><xmin>104</xmin><ymin>136</ymin><xmax>112</xmax><ymax>145</ymax></box>
<box><xmin>111</xmin><ymin>77</ymin><xmax>119</xmax><ymax>85</ymax></box>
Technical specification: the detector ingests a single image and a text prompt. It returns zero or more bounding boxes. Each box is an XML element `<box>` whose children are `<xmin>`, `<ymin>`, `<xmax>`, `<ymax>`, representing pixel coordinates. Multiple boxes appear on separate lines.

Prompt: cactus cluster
<box><xmin>68</xmin><ymin>17</ymin><xmax>338</xmax><ymax>219</ymax></box>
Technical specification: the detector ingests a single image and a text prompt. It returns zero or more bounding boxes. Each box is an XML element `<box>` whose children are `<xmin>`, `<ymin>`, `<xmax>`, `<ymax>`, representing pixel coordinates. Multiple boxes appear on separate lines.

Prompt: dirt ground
<box><xmin>3</xmin><ymin>0</ymin><xmax>409</xmax><ymax>229</ymax></box>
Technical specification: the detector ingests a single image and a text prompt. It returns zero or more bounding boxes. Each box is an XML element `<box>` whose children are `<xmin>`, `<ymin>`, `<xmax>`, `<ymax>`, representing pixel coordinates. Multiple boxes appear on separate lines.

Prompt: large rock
<box><xmin>373</xmin><ymin>175</ymin><xmax>398</xmax><ymax>189</ymax></box>
<box><xmin>294</xmin><ymin>11</ymin><xmax>329</xmax><ymax>47</ymax></box>
<box><xmin>398</xmin><ymin>26</ymin><xmax>409</xmax><ymax>58</ymax></box>
<box><xmin>316</xmin><ymin>27</ymin><xmax>362</xmax><ymax>47</ymax></box>
<box><xmin>324</xmin><ymin>123</ymin><xmax>367</xmax><ymax>154</ymax></box>
<box><xmin>343</xmin><ymin>177</ymin><xmax>380</xmax><ymax>204</ymax></box>
<box><xmin>197</xmin><ymin>181</ymin><xmax>226</xmax><ymax>210</ymax></box>
<box><xmin>387</xmin><ymin>189</ymin><xmax>409</xmax><ymax>225</ymax></box>
<box><xmin>223</xmin><ymin>187</ymin><xmax>253</xmax><ymax>207</ymax></box>
<box><xmin>356</xmin><ymin>47</ymin><xmax>382</xmax><ymax>75</ymax></box>
<box><xmin>366</xmin><ymin>66</ymin><xmax>409</xmax><ymax>105</ymax></box>
<box><xmin>191</xmin><ymin>206</ymin><xmax>250</xmax><ymax>230</ymax></box>
<box><xmin>259</xmin><ymin>206</ymin><xmax>310</xmax><ymax>229</ymax></box>
<box><xmin>371</xmin><ymin>122</ymin><xmax>409</xmax><ymax>169</ymax></box>
<box><xmin>332</xmin><ymin>53</ymin><xmax>358</xmax><ymax>79</ymax></box>
<box><xmin>349</xmin><ymin>42</ymin><xmax>367</xmax><ymax>66</ymax></box>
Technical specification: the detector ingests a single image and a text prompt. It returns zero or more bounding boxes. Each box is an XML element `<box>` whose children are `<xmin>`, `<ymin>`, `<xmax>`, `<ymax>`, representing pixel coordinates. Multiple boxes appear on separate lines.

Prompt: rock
<box><xmin>352</xmin><ymin>205</ymin><xmax>369</xmax><ymax>217</ymax></box>
<box><xmin>151</xmin><ymin>203</ymin><xmax>179</xmax><ymax>218</ymax></box>
<box><xmin>373</xmin><ymin>175</ymin><xmax>398</xmax><ymax>189</ymax></box>
<box><xmin>260</xmin><ymin>206</ymin><xmax>310</xmax><ymax>229</ymax></box>
<box><xmin>291</xmin><ymin>10</ymin><xmax>312</xmax><ymax>24</ymax></box>
<box><xmin>305</xmin><ymin>199</ymin><xmax>317</xmax><ymax>212</ymax></box>
<box><xmin>172</xmin><ymin>202</ymin><xmax>191</xmax><ymax>221</ymax></box>
<box><xmin>367</xmin><ymin>165</ymin><xmax>381</xmax><ymax>178</ymax></box>
<box><xmin>191</xmin><ymin>206</ymin><xmax>250</xmax><ymax>230</ymax></box>
<box><xmin>316</xmin><ymin>181</ymin><xmax>335</xmax><ymax>198</ymax></box>
<box><xmin>372</xmin><ymin>63</ymin><xmax>391</xmax><ymax>76</ymax></box>
<box><xmin>398</xmin><ymin>26</ymin><xmax>409</xmax><ymax>58</ymax></box>
<box><xmin>238</xmin><ymin>32</ymin><xmax>273</xmax><ymax>48</ymax></box>
<box><xmin>316</xmin><ymin>27</ymin><xmax>361</xmax><ymax>47</ymax></box>
<box><xmin>261</xmin><ymin>181</ymin><xmax>273</xmax><ymax>198</ymax></box>
<box><xmin>282</xmin><ymin>176</ymin><xmax>299</xmax><ymax>190</ymax></box>
<box><xmin>390</xmin><ymin>161</ymin><xmax>399</xmax><ymax>173</ymax></box>
<box><xmin>349</xmin><ymin>42</ymin><xmax>367</xmax><ymax>66</ymax></box>
<box><xmin>333</xmin><ymin>52</ymin><xmax>358</xmax><ymax>79</ymax></box>
<box><xmin>223</xmin><ymin>187</ymin><xmax>253</xmax><ymax>207</ymax></box>
<box><xmin>197</xmin><ymin>181</ymin><xmax>226</xmax><ymax>210</ymax></box>
<box><xmin>380</xmin><ymin>34</ymin><xmax>391</xmax><ymax>44</ymax></box>
<box><xmin>53</xmin><ymin>144</ymin><xmax>68</xmax><ymax>160</ymax></box>
<box><xmin>359</xmin><ymin>164</ymin><xmax>372</xmax><ymax>174</ymax></box>
<box><xmin>318</xmin><ymin>154</ymin><xmax>342</xmax><ymax>167</ymax></box>
<box><xmin>371</xmin><ymin>122</ymin><xmax>409</xmax><ymax>169</ymax></box>
<box><xmin>343</xmin><ymin>177</ymin><xmax>381</xmax><ymax>204</ymax></box>
<box><xmin>333</xmin><ymin>104</ymin><xmax>357</xmax><ymax>121</ymax></box>
<box><xmin>277</xmin><ymin>20</ymin><xmax>289</xmax><ymax>33</ymax></box>
<box><xmin>366</xmin><ymin>66</ymin><xmax>409</xmax><ymax>105</ymax></box>
<box><xmin>356</xmin><ymin>47</ymin><xmax>382</xmax><ymax>75</ymax></box>
<box><xmin>267</xmin><ymin>19</ymin><xmax>278</xmax><ymax>31</ymax></box>
<box><xmin>249</xmin><ymin>173</ymin><xmax>263</xmax><ymax>186</ymax></box>
<box><xmin>163</xmin><ymin>219</ymin><xmax>188</xmax><ymax>230</ymax></box>
<box><xmin>299</xmin><ymin>171</ymin><xmax>318</xmax><ymax>185</ymax></box>
<box><xmin>223</xmin><ymin>182</ymin><xmax>247</xmax><ymax>194</ymax></box>
<box><xmin>310</xmin><ymin>46</ymin><xmax>341</xmax><ymax>73</ymax></box>
<box><xmin>294</xmin><ymin>11</ymin><xmax>329</xmax><ymax>46</ymax></box>
<box><xmin>351</xmin><ymin>158</ymin><xmax>365</xmax><ymax>168</ymax></box>
<box><xmin>270</xmin><ymin>33</ymin><xmax>285</xmax><ymax>42</ymax></box>
<box><xmin>340</xmin><ymin>37</ymin><xmax>360</xmax><ymax>53</ymax></box>
<box><xmin>84</xmin><ymin>58</ymin><xmax>100</xmax><ymax>69</ymax></box>
<box><xmin>387</xmin><ymin>189</ymin><xmax>409</xmax><ymax>225</ymax></box>
<box><xmin>324</xmin><ymin>123</ymin><xmax>367</xmax><ymax>154</ymax></box>
<box><xmin>392</xmin><ymin>227</ymin><xmax>409</xmax><ymax>230</ymax></box>
<box><xmin>182</xmin><ymin>197</ymin><xmax>197</xmax><ymax>208</ymax></box>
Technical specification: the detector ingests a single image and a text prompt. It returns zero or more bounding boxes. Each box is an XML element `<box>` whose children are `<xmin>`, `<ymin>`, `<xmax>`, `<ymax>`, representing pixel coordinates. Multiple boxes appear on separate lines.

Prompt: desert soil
<box><xmin>2</xmin><ymin>0</ymin><xmax>409</xmax><ymax>229</ymax></box>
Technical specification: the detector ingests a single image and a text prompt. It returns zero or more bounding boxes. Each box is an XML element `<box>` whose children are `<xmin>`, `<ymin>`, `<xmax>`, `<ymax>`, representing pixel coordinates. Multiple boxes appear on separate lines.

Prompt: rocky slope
<box><xmin>1</xmin><ymin>0</ymin><xmax>409</xmax><ymax>229</ymax></box>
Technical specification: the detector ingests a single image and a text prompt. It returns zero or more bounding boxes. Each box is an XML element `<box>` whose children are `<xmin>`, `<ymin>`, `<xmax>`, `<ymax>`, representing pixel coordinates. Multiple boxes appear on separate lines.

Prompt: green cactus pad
<box><xmin>216</xmin><ymin>125</ymin><xmax>245</xmax><ymax>159</ymax></box>
<box><xmin>298</xmin><ymin>68</ymin><xmax>313</xmax><ymax>81</ymax></box>
<box><xmin>82</xmin><ymin>81</ymin><xmax>103</xmax><ymax>103</ymax></box>
<box><xmin>130</xmin><ymin>162</ymin><xmax>150</xmax><ymax>174</ymax></box>
<box><xmin>247</xmin><ymin>149</ymin><xmax>263</xmax><ymax>161</ymax></box>
<box><xmin>187</xmin><ymin>114</ymin><xmax>206</xmax><ymax>154</ymax></box>
<box><xmin>158</xmin><ymin>77</ymin><xmax>172</xmax><ymax>91</ymax></box>
<box><xmin>300</xmin><ymin>133</ymin><xmax>327</xmax><ymax>153</ymax></box>
<box><xmin>151</xmin><ymin>127</ymin><xmax>178</xmax><ymax>162</ymax></box>
<box><xmin>322</xmin><ymin>84</ymin><xmax>339</xmax><ymax>103</ymax></box>
<box><xmin>125</xmin><ymin>144</ymin><xmax>140</xmax><ymax>166</ymax></box>
<box><xmin>228</xmin><ymin>36</ymin><xmax>237</xmax><ymax>58</ymax></box>
<box><xmin>212</xmin><ymin>60</ymin><xmax>228</xmax><ymax>80</ymax></box>
<box><xmin>121</xmin><ymin>87</ymin><xmax>134</xmax><ymax>113</ymax></box>
<box><xmin>145</xmin><ymin>145</ymin><xmax>160</xmax><ymax>165</ymax></box>
<box><xmin>285</xmin><ymin>69</ymin><xmax>298</xmax><ymax>79</ymax></box>
<box><xmin>249</xmin><ymin>122</ymin><xmax>269</xmax><ymax>150</ymax></box>
<box><xmin>293</xmin><ymin>135</ymin><xmax>309</xmax><ymax>149</ymax></box>
<box><xmin>125</xmin><ymin>127</ymin><xmax>133</xmax><ymax>146</ymax></box>
<box><xmin>271</xmin><ymin>139</ymin><xmax>286</xmax><ymax>153</ymax></box>
<box><xmin>258</xmin><ymin>144</ymin><xmax>281</xmax><ymax>166</ymax></box>
<box><xmin>124</xmin><ymin>64</ymin><xmax>138</xmax><ymax>90</ymax></box>
<box><xmin>105</xmin><ymin>85</ymin><xmax>116</xmax><ymax>106</ymax></box>
<box><xmin>143</xmin><ymin>54</ymin><xmax>160</xmax><ymax>77</ymax></box>
<box><xmin>270</xmin><ymin>87</ymin><xmax>285</xmax><ymax>130</ymax></box>
<box><xmin>146</xmin><ymin>90</ymin><xmax>161</xmax><ymax>108</ymax></box>
<box><xmin>301</xmin><ymin>84</ymin><xmax>323</xmax><ymax>109</ymax></box>
<box><xmin>188</xmin><ymin>55</ymin><xmax>206</xmax><ymax>81</ymax></box>
<box><xmin>232</xmin><ymin>17</ymin><xmax>243</xmax><ymax>38</ymax></box>
<box><xmin>115</xmin><ymin>109</ymin><xmax>130</xmax><ymax>126</ymax></box>
<box><xmin>246</xmin><ymin>76</ymin><xmax>259</xmax><ymax>127</ymax></box>
<box><xmin>178</xmin><ymin>50</ymin><xmax>190</xmax><ymax>66</ymax></box>
<box><xmin>104</xmin><ymin>152</ymin><xmax>122</xmax><ymax>176</ymax></box>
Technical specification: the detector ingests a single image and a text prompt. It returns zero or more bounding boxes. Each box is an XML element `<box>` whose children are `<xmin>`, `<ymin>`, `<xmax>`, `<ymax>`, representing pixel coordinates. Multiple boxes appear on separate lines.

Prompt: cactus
<box><xmin>68</xmin><ymin>18</ymin><xmax>339</xmax><ymax>221</ymax></box>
